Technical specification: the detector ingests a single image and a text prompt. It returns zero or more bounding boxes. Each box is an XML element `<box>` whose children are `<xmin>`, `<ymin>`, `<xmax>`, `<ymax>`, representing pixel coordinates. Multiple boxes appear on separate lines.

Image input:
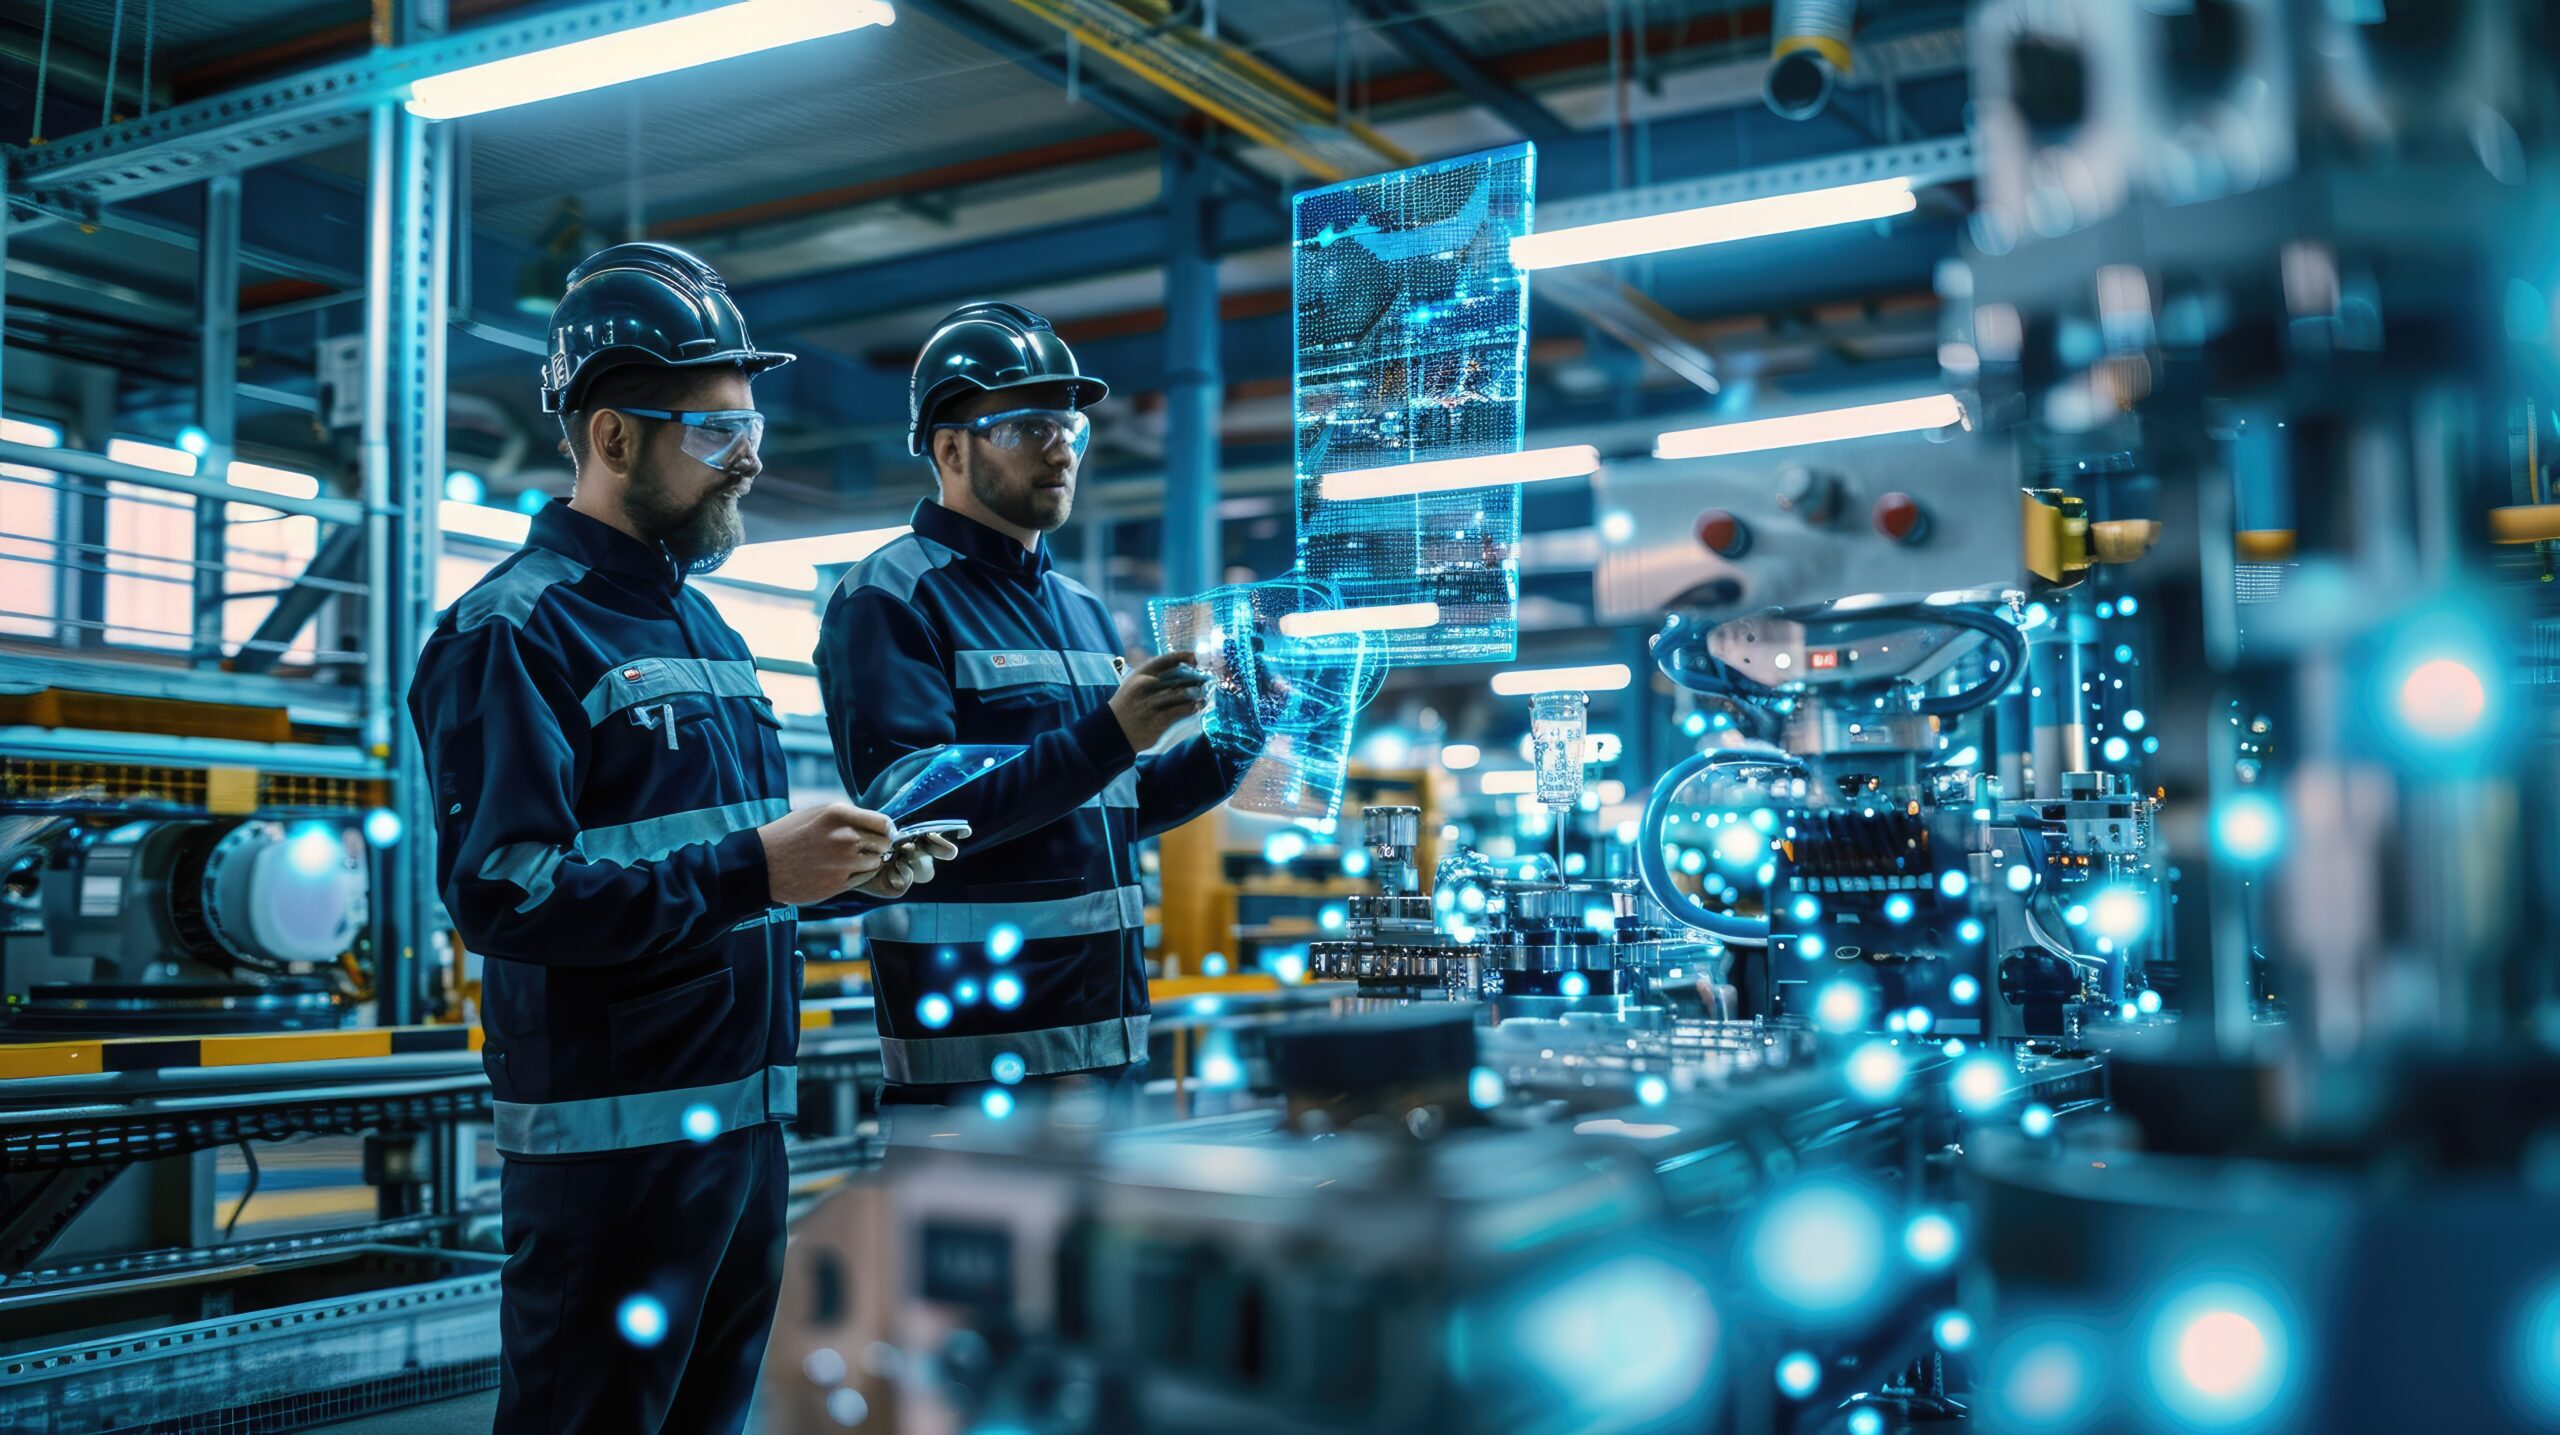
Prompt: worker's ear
<box><xmin>931</xmin><ymin>427</ymin><xmax>964</xmax><ymax>485</ymax></box>
<box><xmin>587</xmin><ymin>409</ymin><xmax>640</xmax><ymax>477</ymax></box>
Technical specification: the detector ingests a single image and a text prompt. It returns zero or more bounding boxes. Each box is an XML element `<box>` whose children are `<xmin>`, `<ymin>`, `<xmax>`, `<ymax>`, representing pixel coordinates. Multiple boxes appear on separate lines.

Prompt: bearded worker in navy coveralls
<box><xmin>409</xmin><ymin>242</ymin><xmax>960</xmax><ymax>1435</ymax></box>
<box><xmin>817</xmin><ymin>302</ymin><xmax>1254</xmax><ymax>1112</ymax></box>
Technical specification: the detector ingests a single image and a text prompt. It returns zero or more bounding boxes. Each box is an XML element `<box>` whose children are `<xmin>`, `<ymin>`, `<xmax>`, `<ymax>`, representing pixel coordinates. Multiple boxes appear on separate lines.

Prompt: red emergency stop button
<box><xmin>1695</xmin><ymin>508</ymin><xmax>1751</xmax><ymax>558</ymax></box>
<box><xmin>1872</xmin><ymin>491</ymin><xmax>1930</xmax><ymax>545</ymax></box>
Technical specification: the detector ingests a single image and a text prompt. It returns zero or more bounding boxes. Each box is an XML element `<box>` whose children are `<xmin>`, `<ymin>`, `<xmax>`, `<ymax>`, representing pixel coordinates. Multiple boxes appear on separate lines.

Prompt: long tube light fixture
<box><xmin>406</xmin><ymin>0</ymin><xmax>897</xmax><ymax>120</ymax></box>
<box><xmin>1655</xmin><ymin>394</ymin><xmax>1967</xmax><ymax>461</ymax></box>
<box><xmin>1509</xmin><ymin>178</ymin><xmax>1917</xmax><ymax>271</ymax></box>
<box><xmin>720</xmin><ymin>525</ymin><xmax>912</xmax><ymax>591</ymax></box>
<box><xmin>1319</xmin><ymin>445</ymin><xmax>1602</xmax><ymax>503</ymax></box>
<box><xmin>1490</xmin><ymin>663</ymin><xmax>1633</xmax><ymax>697</ymax></box>
<box><xmin>1277</xmin><ymin>602</ymin><xmax>1440</xmax><ymax>639</ymax></box>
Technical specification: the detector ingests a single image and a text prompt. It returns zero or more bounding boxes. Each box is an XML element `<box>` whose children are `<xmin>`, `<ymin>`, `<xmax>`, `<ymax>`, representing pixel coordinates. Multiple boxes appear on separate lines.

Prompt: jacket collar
<box><xmin>910</xmin><ymin>499</ymin><xmax>1051</xmax><ymax>584</ymax></box>
<box><xmin>530</xmin><ymin>500</ymin><xmax>685</xmax><ymax>587</ymax></box>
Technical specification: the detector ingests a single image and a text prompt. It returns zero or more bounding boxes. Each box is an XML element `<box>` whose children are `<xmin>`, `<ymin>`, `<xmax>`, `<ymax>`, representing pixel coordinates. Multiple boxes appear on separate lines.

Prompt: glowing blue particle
<box><xmin>1884</xmin><ymin>894</ymin><xmax>1915</xmax><ymax>924</ymax></box>
<box><xmin>1679</xmin><ymin>849</ymin><xmax>1706</xmax><ymax>876</ymax></box>
<box><xmin>1904</xmin><ymin>1211</ymin><xmax>1959</xmax><ymax>1268</ymax></box>
<box><xmin>954</xmin><ymin>979</ymin><xmax>981</xmax><ymax>1006</ymax></box>
<box><xmin>1559</xmin><ymin>971</ymin><xmax>1590</xmax><ymax>999</ymax></box>
<box><xmin>1849</xmin><ymin>1409</ymin><xmax>1884</xmax><ymax>1435</ymax></box>
<box><xmin>2114</xmin><ymin>643</ymin><xmax>2135</xmax><ymax>664</ymax></box>
<box><xmin>1905</xmin><ymin>1006</ymin><xmax>1935</xmax><ymax>1035</ymax></box>
<box><xmin>1791</xmin><ymin>895</ymin><xmax>1822</xmax><ymax>922</ymax></box>
<box><xmin>1953</xmin><ymin>1055</ymin><xmax>2010</xmax><ymax>1112</ymax></box>
<box><xmin>2138</xmin><ymin>988</ymin><xmax>2163</xmax><ymax>1014</ymax></box>
<box><xmin>1942</xmin><ymin>1038</ymin><xmax>1966</xmax><ymax>1058</ymax></box>
<box><xmin>917</xmin><ymin>993</ymin><xmax>954</xmax><ymax>1029</ymax></box>
<box><xmin>1469</xmin><ymin>1066</ymin><xmax>1506</xmax><ymax>1109</ymax></box>
<box><xmin>1815</xmin><ymin>980</ymin><xmax>1869</xmax><ymax>1033</ymax></box>
<box><xmin>1601</xmin><ymin>511</ymin><xmax>1636</xmax><ymax>544</ymax></box>
<box><xmin>2396</xmin><ymin>655</ymin><xmax>2491</xmax><ymax>744</ymax></box>
<box><xmin>1798</xmin><ymin>935</ymin><xmax>1825</xmax><ymax>959</ymax></box>
<box><xmin>2021</xmin><ymin>1102</ymin><xmax>2055</xmax><ymax>1137</ymax></box>
<box><xmin>2090</xmin><ymin>886</ymin><xmax>2148</xmax><ymax>940</ymax></box>
<box><xmin>2123</xmin><ymin>707</ymin><xmax>2148</xmax><ymax>732</ymax></box>
<box><xmin>442</xmin><ymin>469</ymin><xmax>485</xmax><ymax>503</ymax></box>
<box><xmin>681</xmin><ymin>1103</ymin><xmax>721</xmax><ymax>1143</ymax></box>
<box><xmin>1747</xmin><ymin>1180</ymin><xmax>1888</xmax><ymax>1316</ymax></box>
<box><xmin>2098</xmin><ymin>601</ymin><xmax>2117</xmax><ymax>619</ymax></box>
<box><xmin>1950</xmin><ymin>972</ymin><xmax>1981</xmax><ymax>1003</ymax></box>
<box><xmin>1939</xmin><ymin>869</ymin><xmax>1970</xmax><ymax>899</ymax></box>
<box><xmin>2149</xmin><ymin>1283</ymin><xmax>2292</xmax><ymax>1427</ymax></box>
<box><xmin>1937</xmin><ymin>1310</ymin><xmax>1977</xmax><ymax>1352</ymax></box>
<box><xmin>1320</xmin><ymin>905</ymin><xmax>1347</xmax><ymax>932</ymax></box>
<box><xmin>2121</xmin><ymin>1001</ymin><xmax>2140</xmax><ymax>1021</ymax></box>
<box><xmin>1714</xmin><ymin>824</ymin><xmax>1766</xmax><ymax>868</ymax></box>
<box><xmin>982</xmin><ymin>1088</ymin><xmax>1015</xmax><ymax>1120</ymax></box>
<box><xmin>989</xmin><ymin>974</ymin><xmax>1024</xmax><ymax>1010</ymax></box>
<box><xmin>991</xmin><ymin>1052</ymin><xmax>1027</xmax><ymax>1085</ymax></box>
<box><xmin>177</xmin><ymin>425</ymin><xmax>211</xmax><ymax>456</ymax></box>
<box><xmin>1750</xmin><ymin>808</ymin><xmax>1778</xmax><ymax>834</ymax></box>
<box><xmin>2513</xmin><ymin>1274</ymin><xmax>2560</xmax><ymax>1420</ymax></box>
<box><xmin>286</xmin><ymin>824</ymin><xmax>341</xmax><ymax>876</ymax></box>
<box><xmin>1264</xmin><ymin>830</ymin><xmax>1310</xmax><ymax>865</ymax></box>
<box><xmin>1956</xmin><ymin>920</ymin><xmax>1985</xmax><ymax>947</ymax></box>
<box><xmin>2103</xmin><ymin>735</ymin><xmax>2132</xmax><ymax>763</ymax></box>
<box><xmin>1460</xmin><ymin>885</ymin><xmax>1488</xmax><ymax>913</ymax></box>
<box><xmin>1203</xmin><ymin>951</ymin><xmax>1230</xmax><ymax>977</ymax></box>
<box><xmin>1887</xmin><ymin>1010</ymin><xmax>1909</xmax><ymax>1034</ymax></box>
<box><xmin>1997</xmin><ymin>1325</ymin><xmax>2103</xmax><ymax>1428</ymax></box>
<box><xmin>516</xmin><ymin>488</ymin><xmax>549</xmax><ymax>514</ymax></box>
<box><xmin>1682</xmin><ymin>712</ymin><xmax>1708</xmax><ymax>737</ymax></box>
<box><xmin>1776</xmin><ymin>1350</ymin><xmax>1821</xmax><ymax>1399</ymax></box>
<box><xmin>2064</xmin><ymin>903</ymin><xmax>2090</xmax><ymax>928</ymax></box>
<box><xmin>2119</xmin><ymin>595</ymin><xmax>2140</xmax><ymax>615</ymax></box>
<box><xmin>1341</xmin><ymin>850</ymin><xmax>1371</xmax><ymax>877</ymax></box>
<box><xmin>1636</xmin><ymin>1074</ymin><xmax>1669</xmax><ymax>1106</ymax></box>
<box><xmin>1584</xmin><ymin>905</ymin><xmax>1617</xmax><ymax>932</ymax></box>
<box><xmin>2021</xmin><ymin>601</ymin><xmax>2052</xmax><ymax>630</ymax></box>
<box><xmin>617</xmin><ymin>1295</ymin><xmax>668</xmax><ymax>1347</ymax></box>
<box><xmin>2215</xmin><ymin>792</ymin><xmax>2283</xmax><ymax>864</ymax></box>
<box><xmin>362</xmin><ymin>808</ymin><xmax>403</xmax><ymax>848</ymax></box>
<box><xmin>2007</xmin><ymin>864</ymin><xmax>2035</xmax><ymax>893</ymax></box>
<box><xmin>1844</xmin><ymin>1041</ymin><xmax>1905</xmax><ymax>1101</ymax></box>
<box><xmin>2143</xmin><ymin>736</ymin><xmax>2160</xmax><ymax>753</ymax></box>
<box><xmin>987</xmin><ymin>924</ymin><xmax>1024</xmax><ymax>962</ymax></box>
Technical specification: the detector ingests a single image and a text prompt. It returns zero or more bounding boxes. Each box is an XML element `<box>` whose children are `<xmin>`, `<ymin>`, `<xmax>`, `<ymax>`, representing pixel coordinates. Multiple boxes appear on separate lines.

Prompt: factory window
<box><xmin>103</xmin><ymin>440</ymin><xmax>199</xmax><ymax>651</ymax></box>
<box><xmin>699</xmin><ymin>579</ymin><xmax>823</xmax><ymax>717</ymax></box>
<box><xmin>221</xmin><ymin>494</ymin><xmax>323</xmax><ymax>665</ymax></box>
<box><xmin>0</xmin><ymin>418</ymin><xmax>62</xmax><ymax>640</ymax></box>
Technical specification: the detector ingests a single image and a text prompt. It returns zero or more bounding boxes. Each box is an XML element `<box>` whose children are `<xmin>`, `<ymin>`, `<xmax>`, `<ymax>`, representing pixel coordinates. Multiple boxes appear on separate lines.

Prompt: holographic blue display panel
<box><xmin>1293</xmin><ymin>143</ymin><xmax>1535</xmax><ymax>665</ymax></box>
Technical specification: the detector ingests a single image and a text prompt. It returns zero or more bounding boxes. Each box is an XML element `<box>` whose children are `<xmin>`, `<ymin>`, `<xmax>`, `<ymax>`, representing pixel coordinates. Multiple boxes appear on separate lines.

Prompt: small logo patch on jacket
<box><xmin>622</xmin><ymin>666</ymin><xmax>646</xmax><ymax>681</ymax></box>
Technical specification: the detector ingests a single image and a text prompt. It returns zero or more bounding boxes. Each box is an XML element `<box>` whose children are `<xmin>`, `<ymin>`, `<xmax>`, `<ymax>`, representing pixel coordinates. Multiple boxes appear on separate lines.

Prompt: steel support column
<box><xmin>1160</xmin><ymin>145</ymin><xmax>1223</xmax><ymax>599</ymax></box>
<box><xmin>191</xmin><ymin>173</ymin><xmax>241</xmax><ymax>666</ymax></box>
<box><xmin>363</xmin><ymin>89</ymin><xmax>451</xmax><ymax>1029</ymax></box>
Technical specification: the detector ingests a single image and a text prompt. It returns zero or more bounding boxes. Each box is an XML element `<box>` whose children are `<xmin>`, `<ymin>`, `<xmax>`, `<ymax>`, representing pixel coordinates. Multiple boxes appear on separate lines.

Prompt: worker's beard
<box><xmin>629</xmin><ymin>460</ymin><xmax>745</xmax><ymax>573</ymax></box>
<box><xmin>966</xmin><ymin>447</ymin><xmax>1074</xmax><ymax>535</ymax></box>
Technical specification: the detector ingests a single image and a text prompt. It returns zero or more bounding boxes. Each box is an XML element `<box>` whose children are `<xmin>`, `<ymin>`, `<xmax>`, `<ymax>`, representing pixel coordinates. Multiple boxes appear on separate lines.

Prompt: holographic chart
<box><xmin>1292</xmin><ymin>142</ymin><xmax>1535</xmax><ymax>665</ymax></box>
<box><xmin>1148</xmin><ymin>576</ymin><xmax>1387</xmax><ymax>823</ymax></box>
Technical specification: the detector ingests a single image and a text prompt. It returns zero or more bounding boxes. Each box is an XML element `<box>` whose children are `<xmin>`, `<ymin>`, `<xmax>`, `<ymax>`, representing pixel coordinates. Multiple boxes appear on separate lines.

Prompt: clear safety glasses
<box><xmin>935</xmin><ymin>407</ymin><xmax>1092</xmax><ymax>460</ymax></box>
<box><xmin>611</xmin><ymin>407</ymin><xmax>766</xmax><ymax>470</ymax></box>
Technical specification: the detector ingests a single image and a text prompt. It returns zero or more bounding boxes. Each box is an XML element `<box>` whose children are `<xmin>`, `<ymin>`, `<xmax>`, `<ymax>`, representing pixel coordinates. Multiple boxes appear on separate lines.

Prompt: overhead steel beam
<box><xmin>1347</xmin><ymin>0</ymin><xmax>1574</xmax><ymax>143</ymax></box>
<box><xmin>899</xmin><ymin>0</ymin><xmax>1286</xmax><ymax>212</ymax></box>
<box><xmin>5</xmin><ymin>0</ymin><xmax>760</xmax><ymax>218</ymax></box>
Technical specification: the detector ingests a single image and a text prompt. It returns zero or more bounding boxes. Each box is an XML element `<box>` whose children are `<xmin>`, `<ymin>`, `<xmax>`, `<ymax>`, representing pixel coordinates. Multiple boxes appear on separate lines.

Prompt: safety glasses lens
<box><xmin>678</xmin><ymin>412</ymin><xmax>763</xmax><ymax>469</ymax></box>
<box><xmin>987</xmin><ymin>410</ymin><xmax>1089</xmax><ymax>457</ymax></box>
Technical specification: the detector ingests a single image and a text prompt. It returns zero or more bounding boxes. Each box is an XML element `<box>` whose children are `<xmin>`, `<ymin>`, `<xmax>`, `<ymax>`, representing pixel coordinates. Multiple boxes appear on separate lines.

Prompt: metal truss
<box><xmin>4</xmin><ymin>0</ymin><xmax>762</xmax><ymax>220</ymax></box>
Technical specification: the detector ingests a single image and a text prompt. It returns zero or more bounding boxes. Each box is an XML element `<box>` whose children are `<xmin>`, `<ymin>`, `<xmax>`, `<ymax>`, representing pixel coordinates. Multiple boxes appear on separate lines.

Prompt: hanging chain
<box><xmin>103</xmin><ymin>0</ymin><xmax>126</xmax><ymax>125</ymax></box>
<box><xmin>30</xmin><ymin>0</ymin><xmax>56</xmax><ymax>144</ymax></box>
<box><xmin>140</xmin><ymin>0</ymin><xmax>158</xmax><ymax>118</ymax></box>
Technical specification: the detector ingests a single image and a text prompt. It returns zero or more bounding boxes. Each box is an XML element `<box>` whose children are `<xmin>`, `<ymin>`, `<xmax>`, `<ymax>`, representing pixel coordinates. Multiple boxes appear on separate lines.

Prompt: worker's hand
<box><xmin>1111</xmin><ymin>650</ymin><xmax>1210</xmax><ymax>753</ymax></box>
<box><xmin>857</xmin><ymin>830</ymin><xmax>965</xmax><ymax>900</ymax></box>
<box><xmin>757</xmin><ymin>802</ymin><xmax>894</xmax><ymax>906</ymax></box>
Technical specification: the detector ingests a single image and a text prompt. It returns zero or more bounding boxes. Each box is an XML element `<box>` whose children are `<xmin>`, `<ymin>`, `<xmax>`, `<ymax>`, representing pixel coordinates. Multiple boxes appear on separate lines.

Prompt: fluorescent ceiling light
<box><xmin>0</xmin><ymin>418</ymin><xmax>60</xmax><ymax>447</ymax></box>
<box><xmin>1490</xmin><ymin>663</ymin><xmax>1633</xmax><ymax>696</ymax></box>
<box><xmin>1510</xmin><ymin>178</ymin><xmax>1917</xmax><ymax>271</ymax></box>
<box><xmin>442</xmin><ymin>500</ymin><xmax>531</xmax><ymax>546</ymax></box>
<box><xmin>1480</xmin><ymin>770</ymin><xmax>1537</xmax><ymax>795</ymax></box>
<box><xmin>405</xmin><ymin>0</ymin><xmax>897</xmax><ymax>121</ymax></box>
<box><xmin>228</xmin><ymin>462</ymin><xmax>320</xmax><ymax>501</ymax></box>
<box><xmin>1441</xmin><ymin>742</ymin><xmax>1482</xmax><ymax>770</ymax></box>
<box><xmin>720</xmin><ymin>525</ymin><xmax>911</xmax><ymax>591</ymax></box>
<box><xmin>1277</xmin><ymin>602</ymin><xmax>1439</xmax><ymax>638</ymax></box>
<box><xmin>1319</xmin><ymin>445</ymin><xmax>1602</xmax><ymax>502</ymax></box>
<box><xmin>1655</xmin><ymin>394</ymin><xmax>1967</xmax><ymax>461</ymax></box>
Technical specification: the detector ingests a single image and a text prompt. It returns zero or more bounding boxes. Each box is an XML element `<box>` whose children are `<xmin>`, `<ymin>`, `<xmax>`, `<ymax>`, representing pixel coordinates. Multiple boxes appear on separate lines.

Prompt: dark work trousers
<box><xmin>877</xmin><ymin>1061</ymin><xmax>1145</xmax><ymax>1140</ymax></box>
<box><xmin>493</xmin><ymin>1120</ymin><xmax>788</xmax><ymax>1435</ymax></box>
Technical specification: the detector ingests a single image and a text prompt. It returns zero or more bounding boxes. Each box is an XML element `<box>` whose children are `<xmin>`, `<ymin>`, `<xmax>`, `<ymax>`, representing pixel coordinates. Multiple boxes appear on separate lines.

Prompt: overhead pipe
<box><xmin>1765</xmin><ymin>0</ymin><xmax>1856</xmax><ymax>121</ymax></box>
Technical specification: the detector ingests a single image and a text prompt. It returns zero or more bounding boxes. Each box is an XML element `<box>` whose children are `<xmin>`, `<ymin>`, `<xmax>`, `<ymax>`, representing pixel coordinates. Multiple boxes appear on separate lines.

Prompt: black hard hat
<box><xmin>539</xmin><ymin>242</ymin><xmax>794</xmax><ymax>415</ymax></box>
<box><xmin>908</xmin><ymin>301</ymin><xmax>1109</xmax><ymax>457</ymax></box>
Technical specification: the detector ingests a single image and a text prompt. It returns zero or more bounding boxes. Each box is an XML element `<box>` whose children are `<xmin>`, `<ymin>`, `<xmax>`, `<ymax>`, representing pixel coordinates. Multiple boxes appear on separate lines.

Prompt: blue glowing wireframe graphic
<box><xmin>1294</xmin><ymin>142</ymin><xmax>1535</xmax><ymax>664</ymax></box>
<box><xmin>1148</xmin><ymin>574</ymin><xmax>1386</xmax><ymax>823</ymax></box>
